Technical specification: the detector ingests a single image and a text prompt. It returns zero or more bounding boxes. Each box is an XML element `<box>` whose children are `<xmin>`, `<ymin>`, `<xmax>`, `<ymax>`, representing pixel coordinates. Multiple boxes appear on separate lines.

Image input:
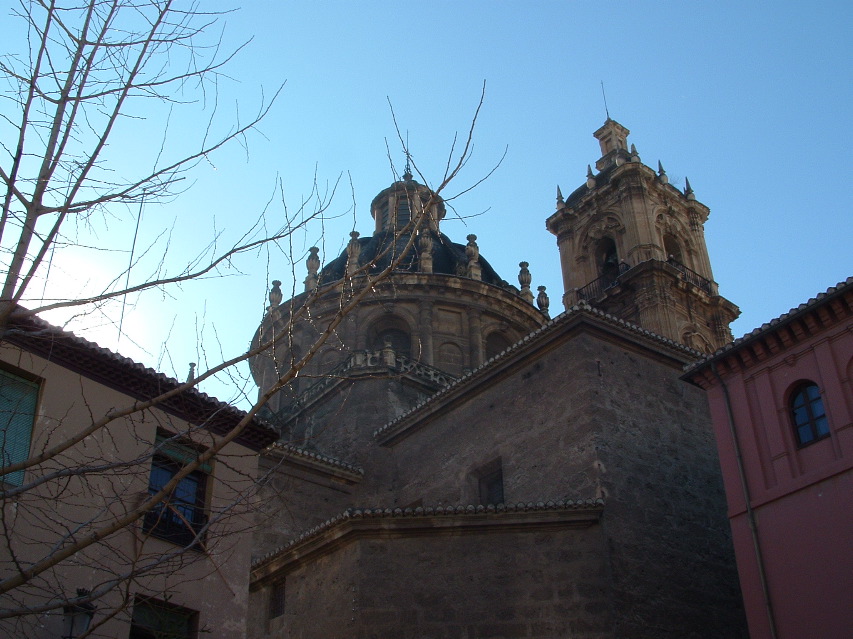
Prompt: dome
<box><xmin>317</xmin><ymin>229</ymin><xmax>509</xmax><ymax>288</ymax></box>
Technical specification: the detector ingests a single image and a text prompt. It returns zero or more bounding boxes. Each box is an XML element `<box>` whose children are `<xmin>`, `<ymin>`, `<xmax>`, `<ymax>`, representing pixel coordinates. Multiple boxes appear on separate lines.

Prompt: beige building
<box><xmin>0</xmin><ymin>310</ymin><xmax>277</xmax><ymax>638</ymax></box>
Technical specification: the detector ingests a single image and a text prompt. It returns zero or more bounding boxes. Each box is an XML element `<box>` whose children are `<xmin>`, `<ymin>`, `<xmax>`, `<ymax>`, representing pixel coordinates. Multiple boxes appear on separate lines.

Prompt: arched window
<box><xmin>664</xmin><ymin>234</ymin><xmax>684</xmax><ymax>264</ymax></box>
<box><xmin>596</xmin><ymin>237</ymin><xmax>619</xmax><ymax>282</ymax></box>
<box><xmin>373</xmin><ymin>328</ymin><xmax>411</xmax><ymax>358</ymax></box>
<box><xmin>485</xmin><ymin>332</ymin><xmax>512</xmax><ymax>360</ymax></box>
<box><xmin>790</xmin><ymin>382</ymin><xmax>830</xmax><ymax>446</ymax></box>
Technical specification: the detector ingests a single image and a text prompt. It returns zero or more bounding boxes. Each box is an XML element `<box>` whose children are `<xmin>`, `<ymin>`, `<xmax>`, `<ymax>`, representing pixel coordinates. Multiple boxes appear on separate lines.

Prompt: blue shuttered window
<box><xmin>0</xmin><ymin>369</ymin><xmax>38</xmax><ymax>486</ymax></box>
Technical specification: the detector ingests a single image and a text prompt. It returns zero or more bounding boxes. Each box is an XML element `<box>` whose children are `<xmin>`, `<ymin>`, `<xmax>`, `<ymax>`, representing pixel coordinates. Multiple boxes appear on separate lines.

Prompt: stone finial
<box><xmin>466</xmin><ymin>234</ymin><xmax>481</xmax><ymax>281</ymax></box>
<box><xmin>556</xmin><ymin>186</ymin><xmax>565</xmax><ymax>211</ymax></box>
<box><xmin>304</xmin><ymin>247</ymin><xmax>320</xmax><ymax>292</ymax></box>
<box><xmin>630</xmin><ymin>143</ymin><xmax>640</xmax><ymax>163</ymax></box>
<box><xmin>684</xmin><ymin>177</ymin><xmax>695</xmax><ymax>200</ymax></box>
<box><xmin>186</xmin><ymin>362</ymin><xmax>196</xmax><ymax>383</ymax></box>
<box><xmin>537</xmin><ymin>285</ymin><xmax>550</xmax><ymax>317</ymax></box>
<box><xmin>586</xmin><ymin>165</ymin><xmax>596</xmax><ymax>189</ymax></box>
<box><xmin>518</xmin><ymin>261</ymin><xmax>534</xmax><ymax>304</ymax></box>
<box><xmin>345</xmin><ymin>231</ymin><xmax>361</xmax><ymax>277</ymax></box>
<box><xmin>657</xmin><ymin>161</ymin><xmax>668</xmax><ymax>184</ymax></box>
<box><xmin>418</xmin><ymin>231</ymin><xmax>434</xmax><ymax>273</ymax></box>
<box><xmin>381</xmin><ymin>336</ymin><xmax>396</xmax><ymax>366</ymax></box>
<box><xmin>269</xmin><ymin>279</ymin><xmax>283</xmax><ymax>308</ymax></box>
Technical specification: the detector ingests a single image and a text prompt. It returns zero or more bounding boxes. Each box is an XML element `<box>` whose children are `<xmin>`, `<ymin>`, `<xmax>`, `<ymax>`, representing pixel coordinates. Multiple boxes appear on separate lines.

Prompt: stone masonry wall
<box><xmin>252</xmin><ymin>524</ymin><xmax>612</xmax><ymax>639</ymax></box>
<box><xmin>252</xmin><ymin>455</ymin><xmax>358</xmax><ymax>561</ymax></box>
<box><xmin>383</xmin><ymin>328</ymin><xmax>746</xmax><ymax>638</ymax></box>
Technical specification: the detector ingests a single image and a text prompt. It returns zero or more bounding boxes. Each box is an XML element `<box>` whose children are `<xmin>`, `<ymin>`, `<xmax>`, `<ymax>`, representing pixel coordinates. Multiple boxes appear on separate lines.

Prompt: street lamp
<box><xmin>62</xmin><ymin>588</ymin><xmax>95</xmax><ymax>639</ymax></box>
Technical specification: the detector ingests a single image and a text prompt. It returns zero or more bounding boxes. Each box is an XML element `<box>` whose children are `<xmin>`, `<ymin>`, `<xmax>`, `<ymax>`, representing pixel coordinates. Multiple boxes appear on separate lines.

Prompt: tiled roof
<box><xmin>268</xmin><ymin>442</ymin><xmax>363</xmax><ymax>477</ymax></box>
<box><xmin>374</xmin><ymin>301</ymin><xmax>700</xmax><ymax>442</ymax></box>
<box><xmin>683</xmin><ymin>276</ymin><xmax>853</xmax><ymax>376</ymax></box>
<box><xmin>252</xmin><ymin>498</ymin><xmax>605</xmax><ymax>571</ymax></box>
<box><xmin>3</xmin><ymin>309</ymin><xmax>279</xmax><ymax>450</ymax></box>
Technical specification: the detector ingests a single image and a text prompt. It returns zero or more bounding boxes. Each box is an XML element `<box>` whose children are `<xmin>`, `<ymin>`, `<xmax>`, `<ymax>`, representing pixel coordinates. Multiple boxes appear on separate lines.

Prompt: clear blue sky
<box><xmin>4</xmin><ymin>1</ymin><xmax>851</xmax><ymax>405</ymax></box>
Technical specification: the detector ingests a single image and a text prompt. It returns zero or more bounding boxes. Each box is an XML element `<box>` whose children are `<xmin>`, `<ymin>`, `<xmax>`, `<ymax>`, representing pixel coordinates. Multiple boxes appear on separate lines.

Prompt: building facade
<box><xmin>684</xmin><ymin>278</ymin><xmax>853</xmax><ymax>639</ymax></box>
<box><xmin>248</xmin><ymin>121</ymin><xmax>748</xmax><ymax>638</ymax></box>
<box><xmin>0</xmin><ymin>311</ymin><xmax>277</xmax><ymax>638</ymax></box>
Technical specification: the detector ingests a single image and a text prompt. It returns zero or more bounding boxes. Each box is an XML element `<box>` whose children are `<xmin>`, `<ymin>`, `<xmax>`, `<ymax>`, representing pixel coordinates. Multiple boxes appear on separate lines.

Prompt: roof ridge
<box><xmin>373</xmin><ymin>302</ymin><xmax>699</xmax><ymax>440</ymax></box>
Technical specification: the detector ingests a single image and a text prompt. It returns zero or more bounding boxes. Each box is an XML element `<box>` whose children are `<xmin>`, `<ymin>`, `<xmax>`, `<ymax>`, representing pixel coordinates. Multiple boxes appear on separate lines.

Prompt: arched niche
<box><xmin>595</xmin><ymin>236</ymin><xmax>620</xmax><ymax>282</ymax></box>
<box><xmin>367</xmin><ymin>315</ymin><xmax>413</xmax><ymax>359</ymax></box>
<box><xmin>664</xmin><ymin>234</ymin><xmax>685</xmax><ymax>264</ymax></box>
<box><xmin>484</xmin><ymin>332</ymin><xmax>512</xmax><ymax>361</ymax></box>
<box><xmin>437</xmin><ymin>342</ymin><xmax>464</xmax><ymax>376</ymax></box>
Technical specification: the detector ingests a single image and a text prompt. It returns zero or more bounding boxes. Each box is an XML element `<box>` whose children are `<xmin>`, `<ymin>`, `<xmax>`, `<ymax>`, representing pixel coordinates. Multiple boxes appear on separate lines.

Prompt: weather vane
<box><xmin>404</xmin><ymin>130</ymin><xmax>412</xmax><ymax>179</ymax></box>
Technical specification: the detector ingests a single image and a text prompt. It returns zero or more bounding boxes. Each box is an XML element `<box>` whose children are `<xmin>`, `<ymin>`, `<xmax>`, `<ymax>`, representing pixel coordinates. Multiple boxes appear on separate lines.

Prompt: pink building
<box><xmin>684</xmin><ymin>277</ymin><xmax>853</xmax><ymax>639</ymax></box>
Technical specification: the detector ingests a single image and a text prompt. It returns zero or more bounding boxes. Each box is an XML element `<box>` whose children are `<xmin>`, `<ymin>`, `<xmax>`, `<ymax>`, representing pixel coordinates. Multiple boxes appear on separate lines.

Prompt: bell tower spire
<box><xmin>546</xmin><ymin>120</ymin><xmax>739</xmax><ymax>352</ymax></box>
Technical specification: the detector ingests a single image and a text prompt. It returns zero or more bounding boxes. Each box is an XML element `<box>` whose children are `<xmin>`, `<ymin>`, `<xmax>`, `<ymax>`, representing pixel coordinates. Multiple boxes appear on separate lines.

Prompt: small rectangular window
<box><xmin>129</xmin><ymin>597</ymin><xmax>198</xmax><ymax>639</ymax></box>
<box><xmin>0</xmin><ymin>368</ymin><xmax>39</xmax><ymax>486</ymax></box>
<box><xmin>475</xmin><ymin>459</ymin><xmax>505</xmax><ymax>506</ymax></box>
<box><xmin>269</xmin><ymin>581</ymin><xmax>285</xmax><ymax>620</ymax></box>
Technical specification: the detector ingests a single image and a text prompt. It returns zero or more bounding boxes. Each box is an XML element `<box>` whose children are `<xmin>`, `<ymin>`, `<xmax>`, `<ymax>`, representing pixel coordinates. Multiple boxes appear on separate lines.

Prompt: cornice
<box><xmin>251</xmin><ymin>498</ymin><xmax>604</xmax><ymax>585</ymax></box>
<box><xmin>264</xmin><ymin>442</ymin><xmax>363</xmax><ymax>482</ymax></box>
<box><xmin>683</xmin><ymin>276</ymin><xmax>853</xmax><ymax>386</ymax></box>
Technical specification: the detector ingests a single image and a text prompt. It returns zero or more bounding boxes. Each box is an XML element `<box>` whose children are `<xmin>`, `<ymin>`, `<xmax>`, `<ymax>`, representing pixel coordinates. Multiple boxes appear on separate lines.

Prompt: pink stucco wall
<box><xmin>697</xmin><ymin>306</ymin><xmax>853</xmax><ymax>639</ymax></box>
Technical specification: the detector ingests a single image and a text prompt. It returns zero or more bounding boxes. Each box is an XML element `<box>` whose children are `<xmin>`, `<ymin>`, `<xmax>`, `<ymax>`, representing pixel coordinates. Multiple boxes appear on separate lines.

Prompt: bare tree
<box><xmin>0</xmin><ymin>1</ymin><xmax>490</xmax><ymax>635</ymax></box>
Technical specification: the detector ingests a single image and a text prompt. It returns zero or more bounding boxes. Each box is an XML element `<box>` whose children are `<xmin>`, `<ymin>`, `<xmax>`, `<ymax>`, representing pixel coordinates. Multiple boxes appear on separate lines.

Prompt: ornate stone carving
<box><xmin>269</xmin><ymin>279</ymin><xmax>283</xmax><ymax>308</ymax></box>
<box><xmin>536</xmin><ymin>286</ymin><xmax>550</xmax><ymax>317</ymax></box>
<box><xmin>466</xmin><ymin>234</ymin><xmax>482</xmax><ymax>281</ymax></box>
<box><xmin>518</xmin><ymin>262</ymin><xmax>534</xmax><ymax>304</ymax></box>
<box><xmin>345</xmin><ymin>231</ymin><xmax>361</xmax><ymax>277</ymax></box>
<box><xmin>418</xmin><ymin>231</ymin><xmax>434</xmax><ymax>274</ymax></box>
<box><xmin>304</xmin><ymin>247</ymin><xmax>320</xmax><ymax>292</ymax></box>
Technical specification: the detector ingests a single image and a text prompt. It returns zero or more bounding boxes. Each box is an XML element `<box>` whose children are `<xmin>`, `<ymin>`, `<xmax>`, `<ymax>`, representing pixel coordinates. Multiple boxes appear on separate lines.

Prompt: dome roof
<box><xmin>318</xmin><ymin>229</ymin><xmax>509</xmax><ymax>288</ymax></box>
<box><xmin>370</xmin><ymin>175</ymin><xmax>447</xmax><ymax>224</ymax></box>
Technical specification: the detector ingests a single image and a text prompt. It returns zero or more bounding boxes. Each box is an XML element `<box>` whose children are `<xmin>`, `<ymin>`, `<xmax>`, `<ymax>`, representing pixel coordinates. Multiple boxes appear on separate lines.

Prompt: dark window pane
<box><xmin>130</xmin><ymin>599</ymin><xmax>196</xmax><ymax>639</ymax></box>
<box><xmin>790</xmin><ymin>382</ymin><xmax>830</xmax><ymax>447</ymax></box>
<box><xmin>0</xmin><ymin>370</ymin><xmax>39</xmax><ymax>486</ymax></box>
<box><xmin>269</xmin><ymin>582</ymin><xmax>285</xmax><ymax>619</ymax></box>
<box><xmin>144</xmin><ymin>454</ymin><xmax>206</xmax><ymax>547</ymax></box>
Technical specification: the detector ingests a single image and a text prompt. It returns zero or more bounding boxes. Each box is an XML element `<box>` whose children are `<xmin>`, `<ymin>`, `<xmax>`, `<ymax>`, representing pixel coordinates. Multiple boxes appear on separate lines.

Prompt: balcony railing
<box><xmin>575</xmin><ymin>258</ymin><xmax>716</xmax><ymax>303</ymax></box>
<box><xmin>576</xmin><ymin>262</ymin><xmax>631</xmax><ymax>301</ymax></box>
<box><xmin>666</xmin><ymin>257</ymin><xmax>714</xmax><ymax>294</ymax></box>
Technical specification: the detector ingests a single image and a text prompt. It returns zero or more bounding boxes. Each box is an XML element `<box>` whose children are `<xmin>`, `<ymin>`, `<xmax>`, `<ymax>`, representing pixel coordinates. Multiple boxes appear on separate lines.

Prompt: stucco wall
<box><xmin>0</xmin><ymin>345</ymin><xmax>258</xmax><ymax>639</ymax></box>
<box><xmin>699</xmin><ymin>316</ymin><xmax>853</xmax><ymax>639</ymax></box>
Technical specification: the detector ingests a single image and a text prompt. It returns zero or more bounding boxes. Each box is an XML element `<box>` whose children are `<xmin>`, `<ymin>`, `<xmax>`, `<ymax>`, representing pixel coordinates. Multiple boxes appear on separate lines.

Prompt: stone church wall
<box><xmin>253</xmin><ymin>525</ymin><xmax>612</xmax><ymax>639</ymax></box>
<box><xmin>252</xmin><ymin>455</ymin><xmax>359</xmax><ymax>561</ymax></box>
<box><xmin>382</xmin><ymin>327</ymin><xmax>746</xmax><ymax>638</ymax></box>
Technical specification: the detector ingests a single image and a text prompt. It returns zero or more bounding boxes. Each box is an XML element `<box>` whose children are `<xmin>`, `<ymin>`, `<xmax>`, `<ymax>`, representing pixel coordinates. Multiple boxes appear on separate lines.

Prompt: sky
<box><xmin>2</xmin><ymin>1</ymin><xmax>851</xmax><ymax>407</ymax></box>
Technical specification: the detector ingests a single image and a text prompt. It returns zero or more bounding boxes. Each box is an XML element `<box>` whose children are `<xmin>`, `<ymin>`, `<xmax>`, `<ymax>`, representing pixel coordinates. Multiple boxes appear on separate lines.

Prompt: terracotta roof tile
<box><xmin>683</xmin><ymin>276</ymin><xmax>853</xmax><ymax>375</ymax></box>
<box><xmin>4</xmin><ymin>309</ymin><xmax>278</xmax><ymax>450</ymax></box>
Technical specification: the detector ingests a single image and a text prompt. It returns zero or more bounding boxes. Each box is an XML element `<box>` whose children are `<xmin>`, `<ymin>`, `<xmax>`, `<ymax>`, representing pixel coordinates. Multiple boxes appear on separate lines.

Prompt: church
<box><xmin>245</xmin><ymin>120</ymin><xmax>748</xmax><ymax>638</ymax></box>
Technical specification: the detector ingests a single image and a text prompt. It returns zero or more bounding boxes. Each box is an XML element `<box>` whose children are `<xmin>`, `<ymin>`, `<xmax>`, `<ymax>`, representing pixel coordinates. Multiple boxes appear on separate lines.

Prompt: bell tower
<box><xmin>546</xmin><ymin>119</ymin><xmax>739</xmax><ymax>352</ymax></box>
